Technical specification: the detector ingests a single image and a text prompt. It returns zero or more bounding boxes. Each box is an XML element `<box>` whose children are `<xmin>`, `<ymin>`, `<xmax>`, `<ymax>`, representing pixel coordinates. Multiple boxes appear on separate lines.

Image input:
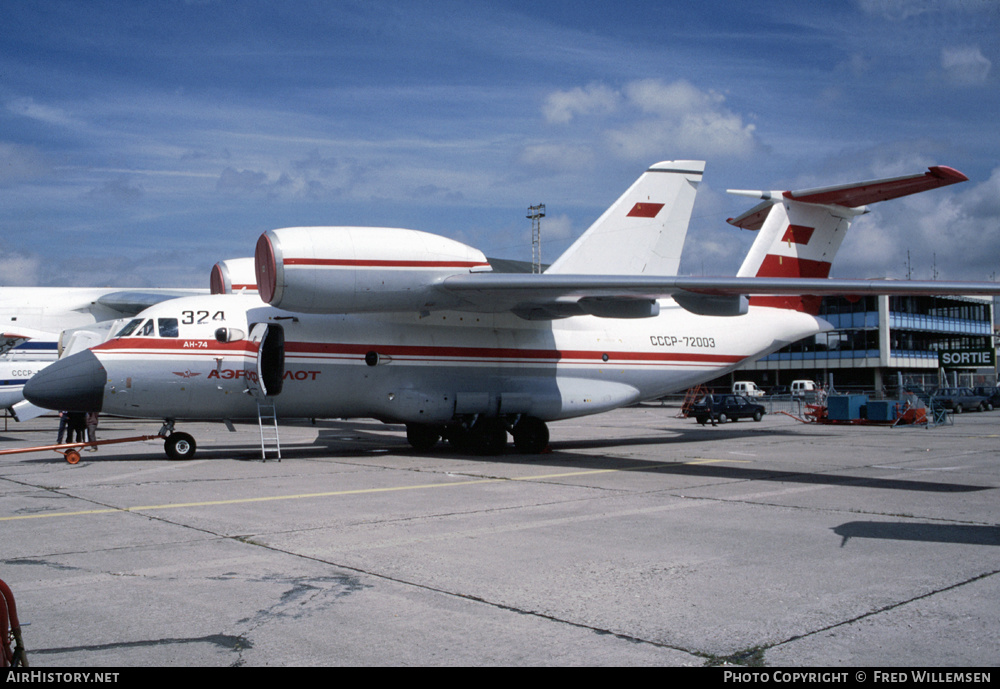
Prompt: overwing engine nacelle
<box><xmin>255</xmin><ymin>226</ymin><xmax>492</xmax><ymax>314</ymax></box>
<box><xmin>210</xmin><ymin>257</ymin><xmax>258</xmax><ymax>295</ymax></box>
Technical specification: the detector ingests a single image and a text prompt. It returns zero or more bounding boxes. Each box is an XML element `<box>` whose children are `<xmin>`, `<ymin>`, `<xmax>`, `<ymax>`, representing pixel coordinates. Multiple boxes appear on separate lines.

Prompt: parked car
<box><xmin>972</xmin><ymin>386</ymin><xmax>1000</xmax><ymax>408</ymax></box>
<box><xmin>691</xmin><ymin>394</ymin><xmax>766</xmax><ymax>425</ymax></box>
<box><xmin>931</xmin><ymin>387</ymin><xmax>991</xmax><ymax>413</ymax></box>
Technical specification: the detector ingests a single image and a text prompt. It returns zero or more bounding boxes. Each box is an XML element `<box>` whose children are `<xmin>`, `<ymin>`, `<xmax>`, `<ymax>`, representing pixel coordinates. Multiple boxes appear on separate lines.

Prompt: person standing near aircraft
<box><xmin>67</xmin><ymin>411</ymin><xmax>87</xmax><ymax>443</ymax></box>
<box><xmin>85</xmin><ymin>412</ymin><xmax>99</xmax><ymax>448</ymax></box>
<box><xmin>56</xmin><ymin>410</ymin><xmax>69</xmax><ymax>444</ymax></box>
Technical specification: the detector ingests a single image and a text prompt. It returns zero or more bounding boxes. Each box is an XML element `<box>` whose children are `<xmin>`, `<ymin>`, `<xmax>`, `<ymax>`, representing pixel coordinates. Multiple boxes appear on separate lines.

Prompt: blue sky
<box><xmin>2</xmin><ymin>0</ymin><xmax>998</xmax><ymax>287</ymax></box>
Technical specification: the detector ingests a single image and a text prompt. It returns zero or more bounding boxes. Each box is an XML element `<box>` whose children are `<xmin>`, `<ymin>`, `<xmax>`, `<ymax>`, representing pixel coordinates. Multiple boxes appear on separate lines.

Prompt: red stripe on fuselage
<box><xmin>283</xmin><ymin>258</ymin><xmax>491</xmax><ymax>269</ymax></box>
<box><xmin>91</xmin><ymin>338</ymin><xmax>744</xmax><ymax>367</ymax></box>
<box><xmin>285</xmin><ymin>341</ymin><xmax>743</xmax><ymax>365</ymax></box>
<box><xmin>94</xmin><ymin>338</ymin><xmax>256</xmax><ymax>354</ymax></box>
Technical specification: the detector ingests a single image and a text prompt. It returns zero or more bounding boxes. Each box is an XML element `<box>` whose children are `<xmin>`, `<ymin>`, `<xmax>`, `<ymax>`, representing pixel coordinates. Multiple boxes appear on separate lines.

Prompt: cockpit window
<box><xmin>115</xmin><ymin>319</ymin><xmax>144</xmax><ymax>338</ymax></box>
<box><xmin>158</xmin><ymin>318</ymin><xmax>179</xmax><ymax>338</ymax></box>
<box><xmin>115</xmin><ymin>317</ymin><xmax>181</xmax><ymax>338</ymax></box>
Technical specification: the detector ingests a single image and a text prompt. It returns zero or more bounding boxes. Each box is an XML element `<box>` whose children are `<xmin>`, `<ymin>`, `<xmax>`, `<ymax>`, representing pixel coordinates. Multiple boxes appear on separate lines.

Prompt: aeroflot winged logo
<box><xmin>627</xmin><ymin>202</ymin><xmax>665</xmax><ymax>218</ymax></box>
<box><xmin>172</xmin><ymin>370</ymin><xmax>202</xmax><ymax>378</ymax></box>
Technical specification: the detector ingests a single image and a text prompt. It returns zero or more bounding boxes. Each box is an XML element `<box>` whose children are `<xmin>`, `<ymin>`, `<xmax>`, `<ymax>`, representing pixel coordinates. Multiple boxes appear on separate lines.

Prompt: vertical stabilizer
<box><xmin>729</xmin><ymin>165</ymin><xmax>968</xmax><ymax>313</ymax></box>
<box><xmin>546</xmin><ymin>160</ymin><xmax>704</xmax><ymax>276</ymax></box>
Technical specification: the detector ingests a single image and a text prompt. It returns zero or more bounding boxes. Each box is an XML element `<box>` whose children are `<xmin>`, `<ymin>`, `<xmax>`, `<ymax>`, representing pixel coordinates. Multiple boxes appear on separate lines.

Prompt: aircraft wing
<box><xmin>95</xmin><ymin>289</ymin><xmax>209</xmax><ymax>315</ymax></box>
<box><xmin>440</xmin><ymin>273</ymin><xmax>1000</xmax><ymax>318</ymax></box>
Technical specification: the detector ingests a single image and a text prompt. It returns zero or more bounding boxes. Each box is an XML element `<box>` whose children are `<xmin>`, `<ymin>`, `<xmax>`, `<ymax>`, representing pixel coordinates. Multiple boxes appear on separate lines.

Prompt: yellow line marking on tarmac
<box><xmin>0</xmin><ymin>458</ymin><xmax>747</xmax><ymax>522</ymax></box>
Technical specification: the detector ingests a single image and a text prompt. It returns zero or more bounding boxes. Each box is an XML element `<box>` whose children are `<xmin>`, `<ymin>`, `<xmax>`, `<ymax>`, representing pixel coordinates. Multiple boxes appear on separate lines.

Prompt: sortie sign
<box><xmin>938</xmin><ymin>349</ymin><xmax>995</xmax><ymax>368</ymax></box>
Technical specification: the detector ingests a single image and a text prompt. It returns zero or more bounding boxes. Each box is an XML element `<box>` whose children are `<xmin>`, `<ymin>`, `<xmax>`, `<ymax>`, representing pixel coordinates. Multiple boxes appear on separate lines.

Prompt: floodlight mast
<box><xmin>527</xmin><ymin>203</ymin><xmax>546</xmax><ymax>274</ymax></box>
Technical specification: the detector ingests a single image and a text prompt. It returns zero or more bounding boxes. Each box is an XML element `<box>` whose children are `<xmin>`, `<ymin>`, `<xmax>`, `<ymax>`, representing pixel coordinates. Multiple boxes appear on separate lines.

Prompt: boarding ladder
<box><xmin>679</xmin><ymin>385</ymin><xmax>709</xmax><ymax>418</ymax></box>
<box><xmin>257</xmin><ymin>400</ymin><xmax>281</xmax><ymax>461</ymax></box>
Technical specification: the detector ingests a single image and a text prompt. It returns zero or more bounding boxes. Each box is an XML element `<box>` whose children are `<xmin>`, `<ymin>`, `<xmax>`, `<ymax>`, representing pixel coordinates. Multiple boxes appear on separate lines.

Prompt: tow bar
<box><xmin>0</xmin><ymin>435</ymin><xmax>165</xmax><ymax>464</ymax></box>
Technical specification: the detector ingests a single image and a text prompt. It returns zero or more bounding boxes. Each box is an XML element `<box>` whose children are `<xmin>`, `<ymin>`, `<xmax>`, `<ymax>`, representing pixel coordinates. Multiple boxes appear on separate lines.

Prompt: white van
<box><xmin>732</xmin><ymin>381</ymin><xmax>765</xmax><ymax>397</ymax></box>
<box><xmin>791</xmin><ymin>380</ymin><xmax>818</xmax><ymax>397</ymax></box>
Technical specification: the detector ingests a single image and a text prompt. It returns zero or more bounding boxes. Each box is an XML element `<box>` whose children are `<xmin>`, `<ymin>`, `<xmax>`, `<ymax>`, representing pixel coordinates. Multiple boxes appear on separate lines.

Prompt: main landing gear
<box><xmin>405</xmin><ymin>415</ymin><xmax>550</xmax><ymax>456</ymax></box>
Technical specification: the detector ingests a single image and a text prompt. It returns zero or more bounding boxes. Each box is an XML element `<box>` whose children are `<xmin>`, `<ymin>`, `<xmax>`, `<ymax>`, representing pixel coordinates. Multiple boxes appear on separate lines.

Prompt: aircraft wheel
<box><xmin>470</xmin><ymin>418</ymin><xmax>507</xmax><ymax>455</ymax></box>
<box><xmin>512</xmin><ymin>416</ymin><xmax>549</xmax><ymax>454</ymax></box>
<box><xmin>445</xmin><ymin>424</ymin><xmax>474</xmax><ymax>453</ymax></box>
<box><xmin>406</xmin><ymin>424</ymin><xmax>441</xmax><ymax>451</ymax></box>
<box><xmin>165</xmin><ymin>432</ymin><xmax>197</xmax><ymax>460</ymax></box>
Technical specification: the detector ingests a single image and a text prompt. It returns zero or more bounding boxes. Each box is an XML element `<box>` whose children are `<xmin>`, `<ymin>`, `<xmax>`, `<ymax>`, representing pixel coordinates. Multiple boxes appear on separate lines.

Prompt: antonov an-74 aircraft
<box><xmin>24</xmin><ymin>161</ymin><xmax>1000</xmax><ymax>458</ymax></box>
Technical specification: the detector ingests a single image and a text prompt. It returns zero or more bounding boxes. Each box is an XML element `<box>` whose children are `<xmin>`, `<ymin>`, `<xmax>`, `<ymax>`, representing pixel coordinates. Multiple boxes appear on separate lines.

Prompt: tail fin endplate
<box><xmin>731</xmin><ymin>166</ymin><xmax>968</xmax><ymax>313</ymax></box>
<box><xmin>546</xmin><ymin>160</ymin><xmax>704</xmax><ymax>276</ymax></box>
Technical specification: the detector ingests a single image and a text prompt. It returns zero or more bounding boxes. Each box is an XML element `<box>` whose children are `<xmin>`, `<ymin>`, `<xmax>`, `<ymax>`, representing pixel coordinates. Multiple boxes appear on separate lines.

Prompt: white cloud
<box><xmin>542</xmin><ymin>83</ymin><xmax>621</xmax><ymax>124</ymax></box>
<box><xmin>623</xmin><ymin>79</ymin><xmax>725</xmax><ymax>116</ymax></box>
<box><xmin>834</xmin><ymin>166</ymin><xmax>1000</xmax><ymax>281</ymax></box>
<box><xmin>538</xmin><ymin>213</ymin><xmax>574</xmax><ymax>241</ymax></box>
<box><xmin>6</xmin><ymin>97</ymin><xmax>81</xmax><ymax>129</ymax></box>
<box><xmin>0</xmin><ymin>247</ymin><xmax>42</xmax><ymax>286</ymax></box>
<box><xmin>539</xmin><ymin>79</ymin><xmax>759</xmax><ymax>162</ymax></box>
<box><xmin>609</xmin><ymin>80</ymin><xmax>757</xmax><ymax>159</ymax></box>
<box><xmin>856</xmin><ymin>0</ymin><xmax>937</xmax><ymax>21</ymax></box>
<box><xmin>941</xmin><ymin>45</ymin><xmax>991</xmax><ymax>86</ymax></box>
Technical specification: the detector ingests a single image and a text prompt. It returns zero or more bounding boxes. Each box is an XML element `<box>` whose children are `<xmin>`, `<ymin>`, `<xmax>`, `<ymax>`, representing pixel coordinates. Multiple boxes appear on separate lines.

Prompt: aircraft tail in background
<box><xmin>729</xmin><ymin>166</ymin><xmax>968</xmax><ymax>313</ymax></box>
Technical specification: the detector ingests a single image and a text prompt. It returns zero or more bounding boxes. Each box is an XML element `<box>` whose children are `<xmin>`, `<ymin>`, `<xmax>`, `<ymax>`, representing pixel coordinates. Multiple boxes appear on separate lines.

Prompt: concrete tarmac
<box><xmin>1</xmin><ymin>406</ymin><xmax>997</xmax><ymax>667</ymax></box>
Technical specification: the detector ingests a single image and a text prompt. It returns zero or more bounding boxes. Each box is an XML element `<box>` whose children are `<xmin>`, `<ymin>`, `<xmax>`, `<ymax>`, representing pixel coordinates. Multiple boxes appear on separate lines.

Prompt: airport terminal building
<box><xmin>729</xmin><ymin>294</ymin><xmax>996</xmax><ymax>393</ymax></box>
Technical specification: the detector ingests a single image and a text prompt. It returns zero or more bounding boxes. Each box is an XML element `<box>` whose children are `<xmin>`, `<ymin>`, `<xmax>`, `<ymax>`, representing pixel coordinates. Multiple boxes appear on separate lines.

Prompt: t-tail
<box><xmin>546</xmin><ymin>160</ymin><xmax>704</xmax><ymax>276</ymax></box>
<box><xmin>729</xmin><ymin>166</ymin><xmax>968</xmax><ymax>314</ymax></box>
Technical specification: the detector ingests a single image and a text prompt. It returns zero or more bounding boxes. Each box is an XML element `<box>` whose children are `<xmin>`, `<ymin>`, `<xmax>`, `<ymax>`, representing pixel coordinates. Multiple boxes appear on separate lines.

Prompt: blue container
<box><xmin>827</xmin><ymin>394</ymin><xmax>868</xmax><ymax>421</ymax></box>
<box><xmin>866</xmin><ymin>400</ymin><xmax>899</xmax><ymax>422</ymax></box>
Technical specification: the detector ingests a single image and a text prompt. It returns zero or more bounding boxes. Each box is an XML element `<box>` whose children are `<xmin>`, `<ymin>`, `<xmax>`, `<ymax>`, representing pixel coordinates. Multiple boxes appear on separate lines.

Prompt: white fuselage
<box><xmin>0</xmin><ymin>360</ymin><xmax>53</xmax><ymax>408</ymax></box>
<box><xmin>87</xmin><ymin>294</ymin><xmax>828</xmax><ymax>423</ymax></box>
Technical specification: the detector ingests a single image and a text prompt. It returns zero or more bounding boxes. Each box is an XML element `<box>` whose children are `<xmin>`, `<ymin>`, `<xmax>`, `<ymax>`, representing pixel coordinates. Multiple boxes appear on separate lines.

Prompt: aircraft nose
<box><xmin>23</xmin><ymin>350</ymin><xmax>106</xmax><ymax>412</ymax></box>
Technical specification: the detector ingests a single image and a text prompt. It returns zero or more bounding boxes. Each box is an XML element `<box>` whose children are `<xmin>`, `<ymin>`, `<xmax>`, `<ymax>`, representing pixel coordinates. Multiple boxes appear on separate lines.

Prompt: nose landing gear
<box><xmin>159</xmin><ymin>421</ymin><xmax>197</xmax><ymax>460</ymax></box>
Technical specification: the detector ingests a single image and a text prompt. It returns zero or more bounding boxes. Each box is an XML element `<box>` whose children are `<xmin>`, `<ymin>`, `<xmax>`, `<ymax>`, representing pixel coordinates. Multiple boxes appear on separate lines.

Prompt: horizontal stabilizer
<box><xmin>730</xmin><ymin>165</ymin><xmax>969</xmax><ymax>313</ymax></box>
<box><xmin>785</xmin><ymin>165</ymin><xmax>967</xmax><ymax>207</ymax></box>
<box><xmin>728</xmin><ymin>166</ymin><xmax>968</xmax><ymax>230</ymax></box>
